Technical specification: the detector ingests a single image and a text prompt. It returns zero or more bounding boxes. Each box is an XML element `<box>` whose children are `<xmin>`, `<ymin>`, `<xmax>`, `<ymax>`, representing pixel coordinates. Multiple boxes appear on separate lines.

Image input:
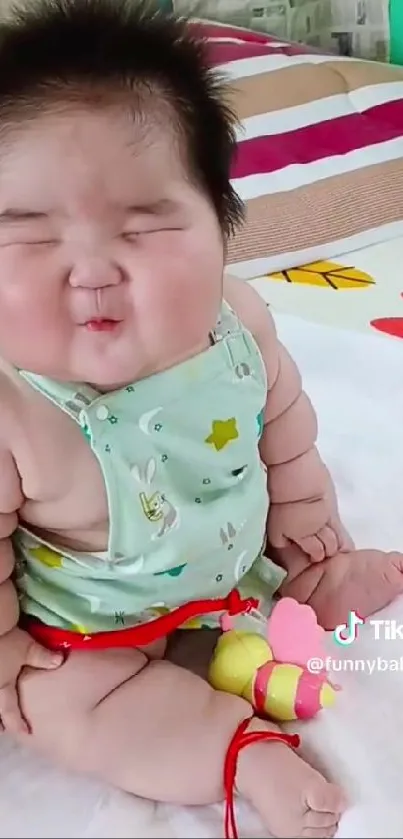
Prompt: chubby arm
<box><xmin>224</xmin><ymin>276</ymin><xmax>349</xmax><ymax>560</ymax></box>
<box><xmin>0</xmin><ymin>377</ymin><xmax>63</xmax><ymax>734</ymax></box>
<box><xmin>255</xmin><ymin>310</ymin><xmax>326</xmax><ymax>503</ymax></box>
<box><xmin>0</xmin><ymin>443</ymin><xmax>23</xmax><ymax>636</ymax></box>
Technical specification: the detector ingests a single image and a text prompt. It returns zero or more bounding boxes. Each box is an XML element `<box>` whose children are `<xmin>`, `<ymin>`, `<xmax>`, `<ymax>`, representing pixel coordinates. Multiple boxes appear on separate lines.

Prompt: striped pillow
<box><xmin>193</xmin><ymin>21</ymin><xmax>403</xmax><ymax>278</ymax></box>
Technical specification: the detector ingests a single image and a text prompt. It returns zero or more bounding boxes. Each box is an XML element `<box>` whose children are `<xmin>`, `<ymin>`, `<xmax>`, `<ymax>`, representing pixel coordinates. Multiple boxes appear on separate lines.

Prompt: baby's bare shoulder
<box><xmin>223</xmin><ymin>274</ymin><xmax>279</xmax><ymax>383</ymax></box>
<box><xmin>0</xmin><ymin>366</ymin><xmax>26</xmax><ymax>510</ymax></box>
<box><xmin>224</xmin><ymin>275</ymin><xmax>276</xmax><ymax>340</ymax></box>
<box><xmin>0</xmin><ymin>363</ymin><xmax>27</xmax><ymax>446</ymax></box>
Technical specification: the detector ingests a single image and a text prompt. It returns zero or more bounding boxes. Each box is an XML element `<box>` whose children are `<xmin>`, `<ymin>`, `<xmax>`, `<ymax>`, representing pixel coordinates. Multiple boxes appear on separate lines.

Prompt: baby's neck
<box><xmin>85</xmin><ymin>333</ymin><xmax>215</xmax><ymax>394</ymax></box>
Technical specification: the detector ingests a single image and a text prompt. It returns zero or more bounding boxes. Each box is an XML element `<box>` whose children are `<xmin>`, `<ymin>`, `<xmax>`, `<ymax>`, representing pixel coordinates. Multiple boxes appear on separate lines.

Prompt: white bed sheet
<box><xmin>2</xmin><ymin>313</ymin><xmax>403</xmax><ymax>839</ymax></box>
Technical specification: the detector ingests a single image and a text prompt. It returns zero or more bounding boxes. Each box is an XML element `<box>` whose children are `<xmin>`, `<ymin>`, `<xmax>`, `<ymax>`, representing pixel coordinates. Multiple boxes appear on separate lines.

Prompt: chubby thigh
<box><xmin>17</xmin><ymin>646</ymin><xmax>152</xmax><ymax>766</ymax></box>
<box><xmin>14</xmin><ymin>630</ymin><xmax>238</xmax><ymax>804</ymax></box>
<box><xmin>17</xmin><ymin>629</ymin><xmax>217</xmax><ymax>758</ymax></box>
<box><xmin>16</xmin><ymin>631</ymin><xmax>216</xmax><ymax>758</ymax></box>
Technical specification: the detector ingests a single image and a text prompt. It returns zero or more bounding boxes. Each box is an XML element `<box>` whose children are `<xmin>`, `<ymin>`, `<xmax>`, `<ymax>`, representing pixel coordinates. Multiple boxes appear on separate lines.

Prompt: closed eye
<box><xmin>25</xmin><ymin>239</ymin><xmax>58</xmax><ymax>245</ymax></box>
<box><xmin>0</xmin><ymin>237</ymin><xmax>58</xmax><ymax>248</ymax></box>
<box><xmin>19</xmin><ymin>239</ymin><xmax>58</xmax><ymax>247</ymax></box>
<box><xmin>123</xmin><ymin>228</ymin><xmax>182</xmax><ymax>239</ymax></box>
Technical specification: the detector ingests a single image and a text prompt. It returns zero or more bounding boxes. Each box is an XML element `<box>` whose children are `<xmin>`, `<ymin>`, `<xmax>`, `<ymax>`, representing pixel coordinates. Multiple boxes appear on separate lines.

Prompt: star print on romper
<box><xmin>205</xmin><ymin>418</ymin><xmax>239</xmax><ymax>451</ymax></box>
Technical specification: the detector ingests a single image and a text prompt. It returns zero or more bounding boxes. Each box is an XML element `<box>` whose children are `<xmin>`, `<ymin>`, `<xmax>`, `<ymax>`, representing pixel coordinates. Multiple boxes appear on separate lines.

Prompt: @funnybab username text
<box><xmin>307</xmin><ymin>656</ymin><xmax>403</xmax><ymax>676</ymax></box>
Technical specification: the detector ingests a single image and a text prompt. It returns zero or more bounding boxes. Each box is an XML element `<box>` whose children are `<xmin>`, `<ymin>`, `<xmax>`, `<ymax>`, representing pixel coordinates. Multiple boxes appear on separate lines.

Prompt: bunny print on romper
<box><xmin>132</xmin><ymin>457</ymin><xmax>179</xmax><ymax>538</ymax></box>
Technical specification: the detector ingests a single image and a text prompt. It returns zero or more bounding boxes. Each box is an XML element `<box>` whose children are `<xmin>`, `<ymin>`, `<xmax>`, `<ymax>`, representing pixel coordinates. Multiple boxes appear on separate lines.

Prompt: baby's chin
<box><xmin>21</xmin><ymin>358</ymin><xmax>145</xmax><ymax>391</ymax></box>
<box><xmin>73</xmin><ymin>364</ymin><xmax>145</xmax><ymax>392</ymax></box>
<box><xmin>0</xmin><ymin>344</ymin><xmax>145</xmax><ymax>389</ymax></box>
<box><xmin>18</xmin><ymin>336</ymin><xmax>204</xmax><ymax>389</ymax></box>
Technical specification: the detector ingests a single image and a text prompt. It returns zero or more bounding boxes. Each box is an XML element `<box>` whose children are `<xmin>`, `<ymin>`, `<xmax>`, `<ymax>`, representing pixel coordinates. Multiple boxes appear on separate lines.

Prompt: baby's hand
<box><xmin>0</xmin><ymin>627</ymin><xmax>63</xmax><ymax>734</ymax></box>
<box><xmin>268</xmin><ymin>500</ymin><xmax>351</xmax><ymax>562</ymax></box>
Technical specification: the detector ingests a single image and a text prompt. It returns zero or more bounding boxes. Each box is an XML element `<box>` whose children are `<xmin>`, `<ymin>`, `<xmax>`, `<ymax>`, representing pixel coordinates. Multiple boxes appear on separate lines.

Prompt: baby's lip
<box><xmin>73</xmin><ymin>292</ymin><xmax>126</xmax><ymax>325</ymax></box>
<box><xmin>83</xmin><ymin>316</ymin><xmax>121</xmax><ymax>322</ymax></box>
<box><xmin>77</xmin><ymin>314</ymin><xmax>122</xmax><ymax>324</ymax></box>
<box><xmin>81</xmin><ymin>318</ymin><xmax>122</xmax><ymax>332</ymax></box>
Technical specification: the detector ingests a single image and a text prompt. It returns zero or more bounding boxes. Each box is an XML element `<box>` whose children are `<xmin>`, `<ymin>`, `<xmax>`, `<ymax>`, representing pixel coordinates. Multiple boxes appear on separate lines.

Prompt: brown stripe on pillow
<box><xmin>228</xmin><ymin>60</ymin><xmax>403</xmax><ymax>121</ymax></box>
<box><xmin>227</xmin><ymin>157</ymin><xmax>403</xmax><ymax>267</ymax></box>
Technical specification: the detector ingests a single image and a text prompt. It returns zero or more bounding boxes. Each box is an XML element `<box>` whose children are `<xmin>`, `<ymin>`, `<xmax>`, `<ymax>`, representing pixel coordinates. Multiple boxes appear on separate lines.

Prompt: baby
<box><xmin>0</xmin><ymin>2</ymin><xmax>402</xmax><ymax>837</ymax></box>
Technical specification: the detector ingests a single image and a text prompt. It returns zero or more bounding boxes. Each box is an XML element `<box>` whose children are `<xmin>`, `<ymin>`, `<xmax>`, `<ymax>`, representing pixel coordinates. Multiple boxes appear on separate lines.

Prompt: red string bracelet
<box><xmin>223</xmin><ymin>718</ymin><xmax>301</xmax><ymax>839</ymax></box>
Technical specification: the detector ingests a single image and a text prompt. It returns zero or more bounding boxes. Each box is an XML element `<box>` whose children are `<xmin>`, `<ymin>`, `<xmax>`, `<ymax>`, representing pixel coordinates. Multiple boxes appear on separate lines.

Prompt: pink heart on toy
<box><xmin>267</xmin><ymin>597</ymin><xmax>327</xmax><ymax>668</ymax></box>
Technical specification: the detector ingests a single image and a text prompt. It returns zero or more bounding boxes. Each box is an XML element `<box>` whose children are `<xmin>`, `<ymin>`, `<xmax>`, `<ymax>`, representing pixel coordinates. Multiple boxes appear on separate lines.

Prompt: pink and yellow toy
<box><xmin>208</xmin><ymin>597</ymin><xmax>337</xmax><ymax>722</ymax></box>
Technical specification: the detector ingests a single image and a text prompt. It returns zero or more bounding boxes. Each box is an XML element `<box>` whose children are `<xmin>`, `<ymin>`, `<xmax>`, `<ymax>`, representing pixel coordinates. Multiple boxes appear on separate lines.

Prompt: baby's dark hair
<box><xmin>0</xmin><ymin>0</ymin><xmax>244</xmax><ymax>237</ymax></box>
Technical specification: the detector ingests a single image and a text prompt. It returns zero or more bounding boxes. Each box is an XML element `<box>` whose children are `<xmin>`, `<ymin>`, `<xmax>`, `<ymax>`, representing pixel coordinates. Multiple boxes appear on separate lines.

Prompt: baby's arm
<box><xmin>224</xmin><ymin>276</ymin><xmax>351</xmax><ymax>561</ymax></box>
<box><xmin>0</xmin><ymin>447</ymin><xmax>21</xmax><ymax>635</ymax></box>
<box><xmin>0</xmin><ymin>397</ymin><xmax>63</xmax><ymax>733</ymax></box>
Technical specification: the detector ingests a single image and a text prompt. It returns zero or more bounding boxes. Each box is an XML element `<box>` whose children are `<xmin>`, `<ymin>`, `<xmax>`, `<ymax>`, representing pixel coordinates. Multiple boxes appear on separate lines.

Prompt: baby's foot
<box><xmin>279</xmin><ymin>547</ymin><xmax>403</xmax><ymax>629</ymax></box>
<box><xmin>237</xmin><ymin>719</ymin><xmax>346</xmax><ymax>838</ymax></box>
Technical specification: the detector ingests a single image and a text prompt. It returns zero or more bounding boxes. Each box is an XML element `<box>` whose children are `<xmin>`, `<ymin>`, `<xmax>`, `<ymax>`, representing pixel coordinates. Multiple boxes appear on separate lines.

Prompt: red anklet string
<box><xmin>223</xmin><ymin>718</ymin><xmax>300</xmax><ymax>839</ymax></box>
<box><xmin>24</xmin><ymin>589</ymin><xmax>258</xmax><ymax>652</ymax></box>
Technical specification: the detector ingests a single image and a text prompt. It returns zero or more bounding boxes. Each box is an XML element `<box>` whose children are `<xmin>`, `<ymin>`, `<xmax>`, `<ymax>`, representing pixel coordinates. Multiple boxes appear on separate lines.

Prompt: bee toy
<box><xmin>208</xmin><ymin>597</ymin><xmax>338</xmax><ymax>722</ymax></box>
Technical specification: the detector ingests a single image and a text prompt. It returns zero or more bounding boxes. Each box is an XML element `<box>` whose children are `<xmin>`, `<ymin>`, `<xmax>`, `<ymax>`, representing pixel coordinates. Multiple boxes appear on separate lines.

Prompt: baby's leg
<box><xmin>279</xmin><ymin>546</ymin><xmax>403</xmax><ymax>630</ymax></box>
<box><xmin>269</xmin><ymin>468</ymin><xmax>403</xmax><ymax>629</ymax></box>
<box><xmin>17</xmin><ymin>646</ymin><xmax>345</xmax><ymax>838</ymax></box>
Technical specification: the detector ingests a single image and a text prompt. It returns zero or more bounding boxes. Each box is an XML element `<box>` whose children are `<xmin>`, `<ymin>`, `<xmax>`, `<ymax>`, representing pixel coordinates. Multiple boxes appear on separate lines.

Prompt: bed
<box><xmin>2</xmin><ymin>20</ymin><xmax>403</xmax><ymax>839</ymax></box>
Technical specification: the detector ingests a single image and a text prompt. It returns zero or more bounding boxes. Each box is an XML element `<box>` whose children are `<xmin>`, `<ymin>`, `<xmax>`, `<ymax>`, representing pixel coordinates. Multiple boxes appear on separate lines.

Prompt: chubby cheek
<box><xmin>134</xmin><ymin>229</ymin><xmax>224</xmax><ymax>346</ymax></box>
<box><xmin>0</xmin><ymin>256</ymin><xmax>64</xmax><ymax>364</ymax></box>
<box><xmin>0</xmin><ymin>301</ymin><xmax>62</xmax><ymax>369</ymax></box>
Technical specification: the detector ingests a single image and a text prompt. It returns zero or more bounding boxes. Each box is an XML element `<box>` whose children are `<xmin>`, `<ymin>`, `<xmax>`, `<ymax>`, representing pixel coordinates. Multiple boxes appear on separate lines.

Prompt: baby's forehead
<box><xmin>0</xmin><ymin>105</ymin><xmax>191</xmax><ymax>213</ymax></box>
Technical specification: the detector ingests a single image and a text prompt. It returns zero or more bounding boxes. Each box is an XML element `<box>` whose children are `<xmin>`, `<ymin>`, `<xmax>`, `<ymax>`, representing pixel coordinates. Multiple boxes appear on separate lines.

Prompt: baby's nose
<box><xmin>69</xmin><ymin>258</ymin><xmax>123</xmax><ymax>289</ymax></box>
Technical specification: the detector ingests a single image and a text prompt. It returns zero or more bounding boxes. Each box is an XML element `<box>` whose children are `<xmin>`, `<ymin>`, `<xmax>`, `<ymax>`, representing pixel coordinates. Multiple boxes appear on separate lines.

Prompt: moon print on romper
<box><xmin>110</xmin><ymin>555</ymin><xmax>145</xmax><ymax>575</ymax></box>
<box><xmin>138</xmin><ymin>406</ymin><xmax>163</xmax><ymax>435</ymax></box>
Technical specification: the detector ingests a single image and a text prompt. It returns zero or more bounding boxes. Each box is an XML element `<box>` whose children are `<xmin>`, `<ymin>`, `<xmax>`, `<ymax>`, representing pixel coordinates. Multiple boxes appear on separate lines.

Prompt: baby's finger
<box><xmin>0</xmin><ymin>685</ymin><xmax>29</xmax><ymax>734</ymax></box>
<box><xmin>335</xmin><ymin>523</ymin><xmax>355</xmax><ymax>552</ymax></box>
<box><xmin>267</xmin><ymin>530</ymin><xmax>288</xmax><ymax>549</ymax></box>
<box><xmin>317</xmin><ymin>526</ymin><xmax>339</xmax><ymax>558</ymax></box>
<box><xmin>297</xmin><ymin>536</ymin><xmax>325</xmax><ymax>563</ymax></box>
<box><xmin>24</xmin><ymin>640</ymin><xmax>63</xmax><ymax>671</ymax></box>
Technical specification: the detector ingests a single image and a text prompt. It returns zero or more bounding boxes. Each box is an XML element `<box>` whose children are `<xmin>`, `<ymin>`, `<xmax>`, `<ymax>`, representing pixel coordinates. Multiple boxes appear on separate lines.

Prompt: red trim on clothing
<box><xmin>25</xmin><ymin>589</ymin><xmax>259</xmax><ymax>651</ymax></box>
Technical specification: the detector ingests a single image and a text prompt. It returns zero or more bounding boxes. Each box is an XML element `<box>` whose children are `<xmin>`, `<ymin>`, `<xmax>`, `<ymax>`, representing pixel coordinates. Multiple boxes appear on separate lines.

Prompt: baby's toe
<box><xmin>302</xmin><ymin>827</ymin><xmax>338</xmax><ymax>838</ymax></box>
<box><xmin>371</xmin><ymin>551</ymin><xmax>403</xmax><ymax>606</ymax></box>
<box><xmin>386</xmin><ymin>551</ymin><xmax>403</xmax><ymax>580</ymax></box>
<box><xmin>305</xmin><ymin>780</ymin><xmax>346</xmax><ymax>818</ymax></box>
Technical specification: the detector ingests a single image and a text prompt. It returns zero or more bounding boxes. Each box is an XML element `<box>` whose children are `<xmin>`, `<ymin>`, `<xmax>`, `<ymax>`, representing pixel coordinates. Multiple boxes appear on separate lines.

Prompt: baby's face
<box><xmin>0</xmin><ymin>107</ymin><xmax>224</xmax><ymax>388</ymax></box>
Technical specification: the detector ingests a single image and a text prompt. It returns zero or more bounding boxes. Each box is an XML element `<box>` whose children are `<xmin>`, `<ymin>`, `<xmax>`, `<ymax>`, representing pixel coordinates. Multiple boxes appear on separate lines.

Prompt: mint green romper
<box><xmin>13</xmin><ymin>301</ymin><xmax>286</xmax><ymax>636</ymax></box>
